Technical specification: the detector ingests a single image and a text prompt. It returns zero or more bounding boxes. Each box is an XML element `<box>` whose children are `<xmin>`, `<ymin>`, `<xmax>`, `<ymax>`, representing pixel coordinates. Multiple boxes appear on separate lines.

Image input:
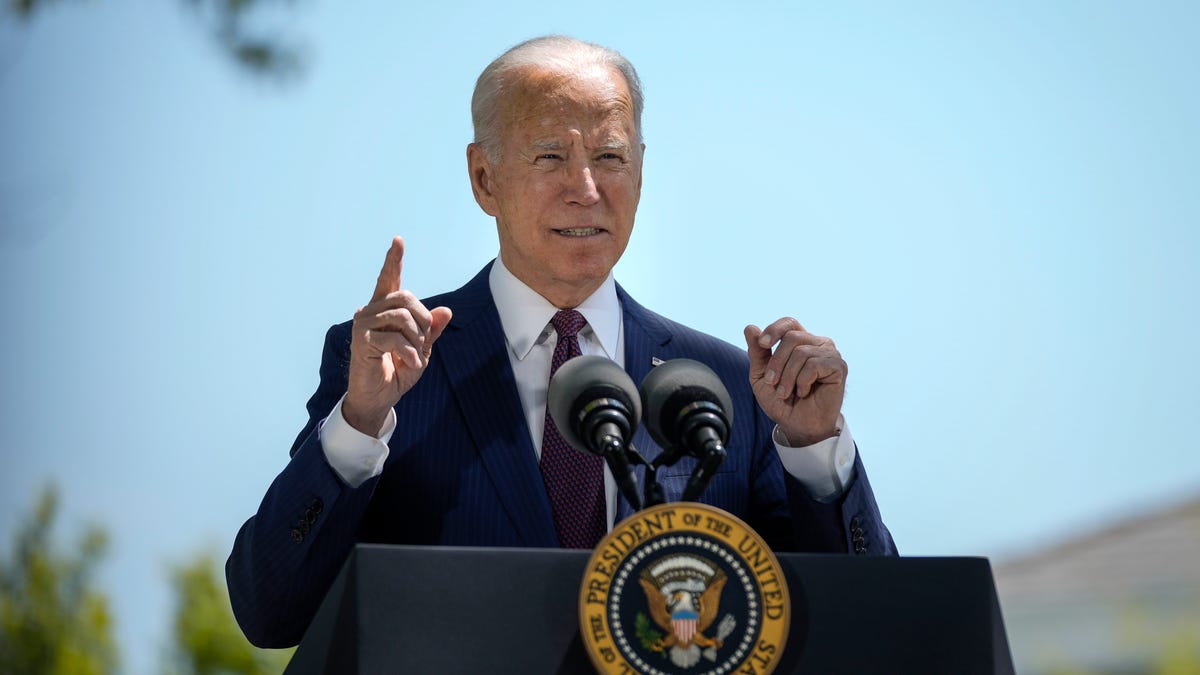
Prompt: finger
<box><xmin>366</xmin><ymin>290</ymin><xmax>433</xmax><ymax>328</ymax></box>
<box><xmin>358</xmin><ymin>291</ymin><xmax>434</xmax><ymax>345</ymax></box>
<box><xmin>776</xmin><ymin>345</ymin><xmax>838</xmax><ymax>399</ymax></box>
<box><xmin>370</xmin><ymin>236</ymin><xmax>405</xmax><ymax>303</ymax></box>
<box><xmin>774</xmin><ymin>344</ymin><xmax>816</xmax><ymax>398</ymax></box>
<box><xmin>361</xmin><ymin>328</ymin><xmax>417</xmax><ymax>355</ymax></box>
<box><xmin>362</xmin><ymin>289</ymin><xmax>433</xmax><ymax>324</ymax></box>
<box><xmin>794</xmin><ymin>356</ymin><xmax>846</xmax><ymax>398</ymax></box>
<box><xmin>756</xmin><ymin>317</ymin><xmax>804</xmax><ymax>349</ymax></box>
<box><xmin>364</xmin><ymin>330</ymin><xmax>423</xmax><ymax>369</ymax></box>
<box><xmin>743</xmin><ymin>325</ymin><xmax>770</xmax><ymax>379</ymax></box>
<box><xmin>425</xmin><ymin>306</ymin><xmax>454</xmax><ymax>353</ymax></box>
<box><xmin>359</xmin><ymin>308</ymin><xmax>427</xmax><ymax>352</ymax></box>
<box><xmin>764</xmin><ymin>330</ymin><xmax>832</xmax><ymax>383</ymax></box>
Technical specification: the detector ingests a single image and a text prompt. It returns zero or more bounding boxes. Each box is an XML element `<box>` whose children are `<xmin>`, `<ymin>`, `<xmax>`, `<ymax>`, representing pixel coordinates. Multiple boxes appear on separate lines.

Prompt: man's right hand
<box><xmin>342</xmin><ymin>236</ymin><xmax>453</xmax><ymax>436</ymax></box>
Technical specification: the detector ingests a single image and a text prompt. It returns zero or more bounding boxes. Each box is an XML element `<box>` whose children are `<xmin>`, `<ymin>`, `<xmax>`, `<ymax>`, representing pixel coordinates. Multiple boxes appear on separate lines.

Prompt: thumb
<box><xmin>426</xmin><ymin>306</ymin><xmax>454</xmax><ymax>348</ymax></box>
<box><xmin>743</xmin><ymin>324</ymin><xmax>770</xmax><ymax>379</ymax></box>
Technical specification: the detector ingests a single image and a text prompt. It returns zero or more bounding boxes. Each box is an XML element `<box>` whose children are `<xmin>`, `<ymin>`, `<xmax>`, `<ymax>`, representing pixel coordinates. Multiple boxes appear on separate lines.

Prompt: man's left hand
<box><xmin>744</xmin><ymin>318</ymin><xmax>846</xmax><ymax>447</ymax></box>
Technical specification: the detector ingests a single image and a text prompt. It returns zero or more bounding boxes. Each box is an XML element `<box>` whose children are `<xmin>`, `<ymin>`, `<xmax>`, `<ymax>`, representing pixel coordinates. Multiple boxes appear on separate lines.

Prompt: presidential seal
<box><xmin>579</xmin><ymin>502</ymin><xmax>789</xmax><ymax>675</ymax></box>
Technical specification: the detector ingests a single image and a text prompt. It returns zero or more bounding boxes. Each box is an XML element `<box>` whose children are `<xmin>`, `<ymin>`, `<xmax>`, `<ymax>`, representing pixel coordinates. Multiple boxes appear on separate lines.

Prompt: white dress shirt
<box><xmin>318</xmin><ymin>256</ymin><xmax>859</xmax><ymax>528</ymax></box>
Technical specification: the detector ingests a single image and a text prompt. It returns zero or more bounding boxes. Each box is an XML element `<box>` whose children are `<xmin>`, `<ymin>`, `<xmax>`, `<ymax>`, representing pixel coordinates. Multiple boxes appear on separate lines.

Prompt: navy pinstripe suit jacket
<box><xmin>226</xmin><ymin>262</ymin><xmax>895</xmax><ymax>647</ymax></box>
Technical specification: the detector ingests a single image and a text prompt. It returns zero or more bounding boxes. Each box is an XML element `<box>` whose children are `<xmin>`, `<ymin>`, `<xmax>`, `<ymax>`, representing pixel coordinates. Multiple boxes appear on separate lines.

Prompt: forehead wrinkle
<box><xmin>498</xmin><ymin>65</ymin><xmax>635</xmax><ymax>139</ymax></box>
<box><xmin>517</xmin><ymin>116</ymin><xmax>631</xmax><ymax>155</ymax></box>
<box><xmin>508</xmin><ymin>96</ymin><xmax>629</xmax><ymax>130</ymax></box>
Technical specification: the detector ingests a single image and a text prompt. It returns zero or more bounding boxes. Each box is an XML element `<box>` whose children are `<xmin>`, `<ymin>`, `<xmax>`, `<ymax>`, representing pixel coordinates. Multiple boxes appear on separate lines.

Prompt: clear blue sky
<box><xmin>2</xmin><ymin>2</ymin><xmax>1197</xmax><ymax>673</ymax></box>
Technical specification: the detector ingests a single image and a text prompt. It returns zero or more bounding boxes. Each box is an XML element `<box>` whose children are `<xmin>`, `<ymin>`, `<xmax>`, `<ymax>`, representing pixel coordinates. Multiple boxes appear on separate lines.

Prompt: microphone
<box><xmin>639</xmin><ymin>359</ymin><xmax>733</xmax><ymax>502</ymax></box>
<box><xmin>548</xmin><ymin>355</ymin><xmax>643</xmax><ymax>511</ymax></box>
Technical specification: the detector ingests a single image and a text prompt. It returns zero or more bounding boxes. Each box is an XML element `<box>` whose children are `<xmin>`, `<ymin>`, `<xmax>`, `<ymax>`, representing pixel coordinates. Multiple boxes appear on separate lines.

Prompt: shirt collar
<box><xmin>488</xmin><ymin>255</ymin><xmax>622</xmax><ymax>361</ymax></box>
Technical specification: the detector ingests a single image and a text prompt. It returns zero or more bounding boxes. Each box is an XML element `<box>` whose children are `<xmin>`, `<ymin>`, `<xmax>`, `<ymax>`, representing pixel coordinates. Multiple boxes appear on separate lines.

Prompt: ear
<box><xmin>467</xmin><ymin>143</ymin><xmax>500</xmax><ymax>217</ymax></box>
<box><xmin>636</xmin><ymin>142</ymin><xmax>646</xmax><ymax>195</ymax></box>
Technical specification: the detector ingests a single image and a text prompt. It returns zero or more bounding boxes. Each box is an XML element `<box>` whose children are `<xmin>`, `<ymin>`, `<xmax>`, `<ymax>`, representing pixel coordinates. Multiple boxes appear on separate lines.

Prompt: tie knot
<box><xmin>550</xmin><ymin>309</ymin><xmax>587</xmax><ymax>340</ymax></box>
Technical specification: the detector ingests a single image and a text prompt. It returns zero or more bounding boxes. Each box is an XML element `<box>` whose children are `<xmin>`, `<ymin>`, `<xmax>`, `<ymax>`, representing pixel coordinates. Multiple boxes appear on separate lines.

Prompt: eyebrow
<box><xmin>529</xmin><ymin>140</ymin><xmax>630</xmax><ymax>153</ymax></box>
<box><xmin>595</xmin><ymin>141</ymin><xmax>631</xmax><ymax>153</ymax></box>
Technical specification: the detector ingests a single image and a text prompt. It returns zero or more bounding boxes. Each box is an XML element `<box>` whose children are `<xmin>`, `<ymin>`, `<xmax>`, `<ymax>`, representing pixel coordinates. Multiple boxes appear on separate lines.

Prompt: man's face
<box><xmin>469</xmin><ymin>64</ymin><xmax>643</xmax><ymax>308</ymax></box>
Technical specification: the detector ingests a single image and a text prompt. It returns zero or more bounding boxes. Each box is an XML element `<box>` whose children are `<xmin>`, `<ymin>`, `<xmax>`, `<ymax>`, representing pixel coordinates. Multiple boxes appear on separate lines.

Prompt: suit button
<box><xmin>291</xmin><ymin>528</ymin><xmax>304</xmax><ymax>543</ymax></box>
<box><xmin>850</xmin><ymin>516</ymin><xmax>861</xmax><ymax>530</ymax></box>
<box><xmin>304</xmin><ymin>508</ymin><xmax>317</xmax><ymax>525</ymax></box>
<box><xmin>311</xmin><ymin>498</ymin><xmax>324</xmax><ymax>514</ymax></box>
<box><xmin>853</xmin><ymin>527</ymin><xmax>864</xmax><ymax>539</ymax></box>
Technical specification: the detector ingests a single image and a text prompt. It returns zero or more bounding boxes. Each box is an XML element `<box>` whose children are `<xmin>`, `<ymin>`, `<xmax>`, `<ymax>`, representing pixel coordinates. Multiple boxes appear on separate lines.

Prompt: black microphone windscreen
<box><xmin>639</xmin><ymin>359</ymin><xmax>734</xmax><ymax>450</ymax></box>
<box><xmin>547</xmin><ymin>355</ymin><xmax>641</xmax><ymax>452</ymax></box>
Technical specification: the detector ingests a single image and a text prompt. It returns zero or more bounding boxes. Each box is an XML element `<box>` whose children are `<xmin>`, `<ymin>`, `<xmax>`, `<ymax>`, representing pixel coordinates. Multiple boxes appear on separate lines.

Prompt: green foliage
<box><xmin>635</xmin><ymin>611</ymin><xmax>665</xmax><ymax>655</ymax></box>
<box><xmin>0</xmin><ymin>485</ymin><xmax>119</xmax><ymax>675</ymax></box>
<box><xmin>6</xmin><ymin>0</ymin><xmax>78</xmax><ymax>22</ymax></box>
<box><xmin>165</xmin><ymin>553</ymin><xmax>293</xmax><ymax>675</ymax></box>
<box><xmin>184</xmin><ymin>0</ymin><xmax>306</xmax><ymax>79</ymax></box>
<box><xmin>6</xmin><ymin>0</ymin><xmax>305</xmax><ymax>79</ymax></box>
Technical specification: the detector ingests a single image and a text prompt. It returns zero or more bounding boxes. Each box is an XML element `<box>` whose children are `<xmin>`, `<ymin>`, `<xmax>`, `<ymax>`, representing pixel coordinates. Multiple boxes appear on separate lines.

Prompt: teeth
<box><xmin>558</xmin><ymin>228</ymin><xmax>601</xmax><ymax>236</ymax></box>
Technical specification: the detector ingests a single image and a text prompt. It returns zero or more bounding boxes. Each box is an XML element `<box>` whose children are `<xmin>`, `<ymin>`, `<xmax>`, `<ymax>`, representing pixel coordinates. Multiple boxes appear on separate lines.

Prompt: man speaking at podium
<box><xmin>228</xmin><ymin>35</ymin><xmax>896</xmax><ymax>648</ymax></box>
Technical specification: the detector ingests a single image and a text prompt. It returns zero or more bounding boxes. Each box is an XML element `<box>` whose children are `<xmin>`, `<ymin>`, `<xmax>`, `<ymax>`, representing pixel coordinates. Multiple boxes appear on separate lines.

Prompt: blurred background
<box><xmin>1</xmin><ymin>1</ymin><xmax>1197</xmax><ymax>673</ymax></box>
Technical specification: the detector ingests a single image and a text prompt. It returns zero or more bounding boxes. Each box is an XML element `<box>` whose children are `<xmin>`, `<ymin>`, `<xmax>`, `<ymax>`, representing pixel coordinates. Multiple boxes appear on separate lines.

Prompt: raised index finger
<box><xmin>371</xmin><ymin>236</ymin><xmax>405</xmax><ymax>303</ymax></box>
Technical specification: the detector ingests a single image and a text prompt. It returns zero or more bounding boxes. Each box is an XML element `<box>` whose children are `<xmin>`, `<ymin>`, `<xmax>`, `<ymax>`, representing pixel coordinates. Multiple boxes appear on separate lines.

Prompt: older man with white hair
<box><xmin>227</xmin><ymin>35</ymin><xmax>895</xmax><ymax>648</ymax></box>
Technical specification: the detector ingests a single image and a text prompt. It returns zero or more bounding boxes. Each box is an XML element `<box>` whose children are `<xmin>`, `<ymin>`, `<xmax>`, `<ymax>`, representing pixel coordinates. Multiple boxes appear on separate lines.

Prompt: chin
<box><xmin>559</xmin><ymin>256</ymin><xmax>616</xmax><ymax>284</ymax></box>
<box><xmin>551</xmin><ymin>270</ymin><xmax>605</xmax><ymax>291</ymax></box>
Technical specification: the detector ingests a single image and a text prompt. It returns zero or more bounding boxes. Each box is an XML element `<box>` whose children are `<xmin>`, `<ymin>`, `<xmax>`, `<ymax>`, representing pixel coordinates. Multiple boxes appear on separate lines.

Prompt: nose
<box><xmin>563</xmin><ymin>161</ymin><xmax>600</xmax><ymax>206</ymax></box>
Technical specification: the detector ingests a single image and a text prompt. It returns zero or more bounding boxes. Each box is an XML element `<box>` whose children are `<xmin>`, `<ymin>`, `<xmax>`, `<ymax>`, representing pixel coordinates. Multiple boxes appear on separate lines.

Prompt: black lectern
<box><xmin>283</xmin><ymin>545</ymin><xmax>1014</xmax><ymax>674</ymax></box>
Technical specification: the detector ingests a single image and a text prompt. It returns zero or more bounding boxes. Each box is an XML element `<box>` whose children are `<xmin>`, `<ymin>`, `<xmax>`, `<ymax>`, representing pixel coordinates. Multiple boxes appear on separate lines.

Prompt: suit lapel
<box><xmin>434</xmin><ymin>264</ymin><xmax>559</xmax><ymax>547</ymax></box>
<box><xmin>615</xmin><ymin>285</ymin><xmax>673</xmax><ymax>522</ymax></box>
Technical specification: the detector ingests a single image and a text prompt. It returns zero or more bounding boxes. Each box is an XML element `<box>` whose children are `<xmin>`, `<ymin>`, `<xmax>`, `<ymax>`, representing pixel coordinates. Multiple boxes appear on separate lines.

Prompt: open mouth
<box><xmin>553</xmin><ymin>227</ymin><xmax>604</xmax><ymax>237</ymax></box>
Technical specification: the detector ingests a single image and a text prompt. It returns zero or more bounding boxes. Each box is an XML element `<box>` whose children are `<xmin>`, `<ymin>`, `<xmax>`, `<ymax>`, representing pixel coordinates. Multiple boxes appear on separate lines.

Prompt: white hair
<box><xmin>470</xmin><ymin>35</ymin><xmax>644</xmax><ymax>161</ymax></box>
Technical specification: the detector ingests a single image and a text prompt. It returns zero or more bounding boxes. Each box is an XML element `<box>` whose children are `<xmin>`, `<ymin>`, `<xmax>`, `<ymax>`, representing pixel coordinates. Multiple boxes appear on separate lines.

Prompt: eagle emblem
<box><xmin>638</xmin><ymin>554</ymin><xmax>736</xmax><ymax>668</ymax></box>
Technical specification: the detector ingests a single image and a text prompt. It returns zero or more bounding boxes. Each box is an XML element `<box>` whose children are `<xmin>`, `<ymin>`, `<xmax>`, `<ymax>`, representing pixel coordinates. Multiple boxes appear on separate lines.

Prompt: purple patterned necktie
<box><xmin>539</xmin><ymin>310</ymin><xmax>607</xmax><ymax>548</ymax></box>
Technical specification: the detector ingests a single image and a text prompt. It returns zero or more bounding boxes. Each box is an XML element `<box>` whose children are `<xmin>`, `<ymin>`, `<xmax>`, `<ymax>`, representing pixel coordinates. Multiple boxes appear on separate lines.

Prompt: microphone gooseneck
<box><xmin>639</xmin><ymin>359</ymin><xmax>734</xmax><ymax>502</ymax></box>
<box><xmin>548</xmin><ymin>355</ymin><xmax>644</xmax><ymax>511</ymax></box>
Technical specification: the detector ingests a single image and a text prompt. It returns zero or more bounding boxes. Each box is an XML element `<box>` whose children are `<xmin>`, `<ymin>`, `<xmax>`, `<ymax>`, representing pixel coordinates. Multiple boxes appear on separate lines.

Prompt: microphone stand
<box><xmin>642</xmin><ymin>437</ymin><xmax>727</xmax><ymax>504</ymax></box>
<box><xmin>624</xmin><ymin>444</ymin><xmax>665</xmax><ymax>508</ymax></box>
<box><xmin>681</xmin><ymin>441</ymin><xmax>725</xmax><ymax>502</ymax></box>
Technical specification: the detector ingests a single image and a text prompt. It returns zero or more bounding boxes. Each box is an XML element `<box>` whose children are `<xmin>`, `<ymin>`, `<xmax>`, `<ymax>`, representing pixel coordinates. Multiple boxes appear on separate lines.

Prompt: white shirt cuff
<box><xmin>318</xmin><ymin>395</ymin><xmax>396</xmax><ymax>488</ymax></box>
<box><xmin>772</xmin><ymin>414</ymin><xmax>857</xmax><ymax>502</ymax></box>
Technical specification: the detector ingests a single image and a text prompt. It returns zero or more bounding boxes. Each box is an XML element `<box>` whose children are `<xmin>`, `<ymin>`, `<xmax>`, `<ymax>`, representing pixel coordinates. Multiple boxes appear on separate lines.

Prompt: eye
<box><xmin>597</xmin><ymin>152</ymin><xmax>624</xmax><ymax>162</ymax></box>
<box><xmin>537</xmin><ymin>153</ymin><xmax>563</xmax><ymax>161</ymax></box>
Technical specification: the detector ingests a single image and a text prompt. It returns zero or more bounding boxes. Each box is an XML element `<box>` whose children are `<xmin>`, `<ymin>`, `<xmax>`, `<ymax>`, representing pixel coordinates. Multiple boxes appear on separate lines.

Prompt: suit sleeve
<box><xmin>783</xmin><ymin>449</ymin><xmax>897</xmax><ymax>555</ymax></box>
<box><xmin>225</xmin><ymin>323</ymin><xmax>380</xmax><ymax>648</ymax></box>
<box><xmin>748</xmin><ymin>405</ymin><xmax>897</xmax><ymax>556</ymax></box>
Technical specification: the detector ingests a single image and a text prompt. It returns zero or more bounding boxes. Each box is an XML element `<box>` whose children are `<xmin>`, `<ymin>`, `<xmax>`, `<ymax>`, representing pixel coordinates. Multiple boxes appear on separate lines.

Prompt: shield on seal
<box><xmin>672</xmin><ymin>609</ymin><xmax>699</xmax><ymax>644</ymax></box>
